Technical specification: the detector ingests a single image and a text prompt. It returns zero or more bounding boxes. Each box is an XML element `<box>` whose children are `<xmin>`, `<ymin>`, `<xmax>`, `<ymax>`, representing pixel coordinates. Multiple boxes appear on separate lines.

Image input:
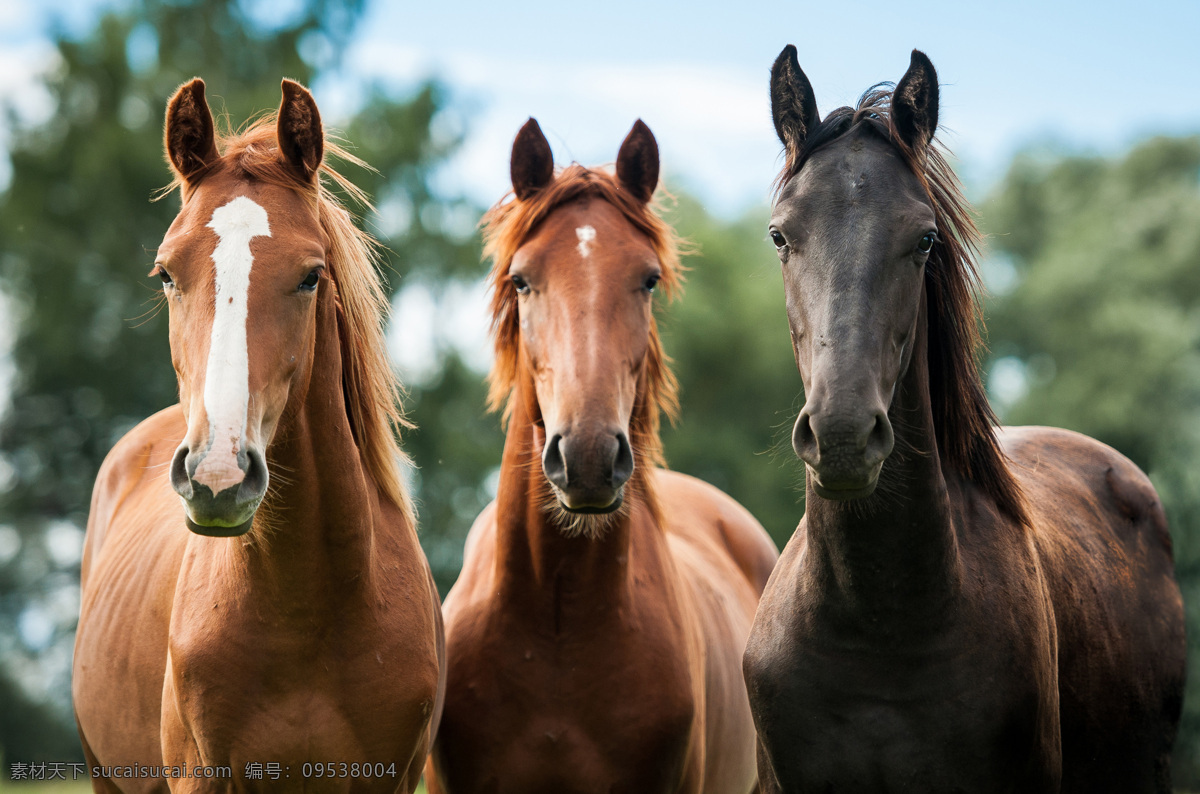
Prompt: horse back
<box><xmin>74</xmin><ymin>406</ymin><xmax>190</xmax><ymax>789</ymax></box>
<box><xmin>1001</xmin><ymin>425</ymin><xmax>1186</xmax><ymax>793</ymax></box>
<box><xmin>654</xmin><ymin>469</ymin><xmax>778</xmax><ymax>595</ymax></box>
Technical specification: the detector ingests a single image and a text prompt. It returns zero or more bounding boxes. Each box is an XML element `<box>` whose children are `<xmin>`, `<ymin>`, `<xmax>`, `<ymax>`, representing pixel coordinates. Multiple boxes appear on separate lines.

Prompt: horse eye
<box><xmin>298</xmin><ymin>268</ymin><xmax>321</xmax><ymax>292</ymax></box>
<box><xmin>153</xmin><ymin>266</ymin><xmax>174</xmax><ymax>288</ymax></box>
<box><xmin>511</xmin><ymin>274</ymin><xmax>530</xmax><ymax>295</ymax></box>
<box><xmin>644</xmin><ymin>274</ymin><xmax>661</xmax><ymax>293</ymax></box>
<box><xmin>917</xmin><ymin>232</ymin><xmax>937</xmax><ymax>254</ymax></box>
<box><xmin>769</xmin><ymin>229</ymin><xmax>786</xmax><ymax>248</ymax></box>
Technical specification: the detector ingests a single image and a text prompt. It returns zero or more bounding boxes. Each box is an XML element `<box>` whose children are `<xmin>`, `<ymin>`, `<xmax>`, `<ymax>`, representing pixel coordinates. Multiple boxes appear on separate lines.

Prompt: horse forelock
<box><xmin>160</xmin><ymin>117</ymin><xmax>415</xmax><ymax>526</ymax></box>
<box><xmin>481</xmin><ymin>165</ymin><xmax>684</xmax><ymax>526</ymax></box>
<box><xmin>775</xmin><ymin>87</ymin><xmax>1029</xmax><ymax>526</ymax></box>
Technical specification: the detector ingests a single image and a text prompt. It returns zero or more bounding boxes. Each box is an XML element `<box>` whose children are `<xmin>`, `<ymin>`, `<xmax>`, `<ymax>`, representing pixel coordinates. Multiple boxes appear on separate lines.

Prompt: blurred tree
<box><xmin>658</xmin><ymin>194</ymin><xmax>802</xmax><ymax>549</ymax></box>
<box><xmin>337</xmin><ymin>88</ymin><xmax>501</xmax><ymax>593</ymax></box>
<box><xmin>0</xmin><ymin>0</ymin><xmax>493</xmax><ymax>767</ymax></box>
<box><xmin>979</xmin><ymin>135</ymin><xmax>1200</xmax><ymax>783</ymax></box>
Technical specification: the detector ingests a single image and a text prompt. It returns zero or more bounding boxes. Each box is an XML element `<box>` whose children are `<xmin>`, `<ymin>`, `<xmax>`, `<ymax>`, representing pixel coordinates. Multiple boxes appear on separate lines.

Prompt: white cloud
<box><xmin>387</xmin><ymin>277</ymin><xmax>493</xmax><ymax>388</ymax></box>
<box><xmin>0</xmin><ymin>0</ymin><xmax>30</xmax><ymax>29</ymax></box>
<box><xmin>0</xmin><ymin>39</ymin><xmax>60</xmax><ymax>191</ymax></box>
<box><xmin>389</xmin><ymin>282</ymin><xmax>440</xmax><ymax>385</ymax></box>
<box><xmin>345</xmin><ymin>43</ymin><xmax>779</xmax><ymax>215</ymax></box>
<box><xmin>0</xmin><ymin>39</ymin><xmax>58</xmax><ymax>123</ymax></box>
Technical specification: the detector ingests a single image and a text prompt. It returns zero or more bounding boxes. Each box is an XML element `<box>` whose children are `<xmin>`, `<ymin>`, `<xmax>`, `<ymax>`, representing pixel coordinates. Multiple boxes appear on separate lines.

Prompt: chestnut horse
<box><xmin>426</xmin><ymin>119</ymin><xmax>778</xmax><ymax>793</ymax></box>
<box><xmin>743</xmin><ymin>48</ymin><xmax>1186</xmax><ymax>793</ymax></box>
<box><xmin>72</xmin><ymin>79</ymin><xmax>444</xmax><ymax>792</ymax></box>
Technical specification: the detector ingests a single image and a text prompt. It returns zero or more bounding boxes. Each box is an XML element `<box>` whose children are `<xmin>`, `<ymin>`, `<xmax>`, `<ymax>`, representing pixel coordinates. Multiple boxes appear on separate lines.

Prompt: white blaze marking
<box><xmin>193</xmin><ymin>196</ymin><xmax>271</xmax><ymax>494</ymax></box>
<box><xmin>576</xmin><ymin>225</ymin><xmax>596</xmax><ymax>258</ymax></box>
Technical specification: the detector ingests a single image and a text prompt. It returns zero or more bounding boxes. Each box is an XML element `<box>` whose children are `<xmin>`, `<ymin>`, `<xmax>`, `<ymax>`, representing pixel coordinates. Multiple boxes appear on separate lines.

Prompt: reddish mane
<box><xmin>481</xmin><ymin>164</ymin><xmax>684</xmax><ymax>518</ymax></box>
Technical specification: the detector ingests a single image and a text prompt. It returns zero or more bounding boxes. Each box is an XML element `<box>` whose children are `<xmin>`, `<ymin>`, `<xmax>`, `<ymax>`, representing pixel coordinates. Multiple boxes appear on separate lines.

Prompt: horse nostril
<box><xmin>611</xmin><ymin>432</ymin><xmax>634</xmax><ymax>489</ymax></box>
<box><xmin>864</xmin><ymin>411</ymin><xmax>895</xmax><ymax>464</ymax></box>
<box><xmin>543</xmin><ymin>433</ymin><xmax>569</xmax><ymax>490</ymax></box>
<box><xmin>792</xmin><ymin>411</ymin><xmax>818</xmax><ymax>465</ymax></box>
<box><xmin>238</xmin><ymin>447</ymin><xmax>269</xmax><ymax>502</ymax></box>
<box><xmin>170</xmin><ymin>445</ymin><xmax>193</xmax><ymax>500</ymax></box>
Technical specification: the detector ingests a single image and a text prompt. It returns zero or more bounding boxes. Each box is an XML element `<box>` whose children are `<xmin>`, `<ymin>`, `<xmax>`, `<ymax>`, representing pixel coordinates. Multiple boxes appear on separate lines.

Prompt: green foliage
<box><xmin>980</xmin><ymin>135</ymin><xmax>1200</xmax><ymax>782</ymax></box>
<box><xmin>337</xmin><ymin>86</ymin><xmax>501</xmax><ymax>594</ymax></box>
<box><xmin>658</xmin><ymin>193</ymin><xmax>802</xmax><ymax>549</ymax></box>
<box><xmin>0</xmin><ymin>0</ymin><xmax>487</xmax><ymax>766</ymax></box>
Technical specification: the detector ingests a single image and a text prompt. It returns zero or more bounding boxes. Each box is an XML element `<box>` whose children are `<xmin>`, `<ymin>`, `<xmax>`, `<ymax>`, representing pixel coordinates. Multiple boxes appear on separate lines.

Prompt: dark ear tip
<box><xmin>909</xmin><ymin>50</ymin><xmax>936</xmax><ymax>74</ymax></box>
<box><xmin>280</xmin><ymin>79</ymin><xmax>315</xmax><ymax>103</ymax></box>
<box><xmin>171</xmin><ymin>78</ymin><xmax>206</xmax><ymax>107</ymax></box>
<box><xmin>629</xmin><ymin>118</ymin><xmax>654</xmax><ymax>140</ymax></box>
<box><xmin>513</xmin><ymin>118</ymin><xmax>550</xmax><ymax>152</ymax></box>
<box><xmin>511</xmin><ymin>117</ymin><xmax>554</xmax><ymax>199</ymax></box>
<box><xmin>517</xmin><ymin>117</ymin><xmax>543</xmax><ymax>137</ymax></box>
<box><xmin>774</xmin><ymin>44</ymin><xmax>799</xmax><ymax>70</ymax></box>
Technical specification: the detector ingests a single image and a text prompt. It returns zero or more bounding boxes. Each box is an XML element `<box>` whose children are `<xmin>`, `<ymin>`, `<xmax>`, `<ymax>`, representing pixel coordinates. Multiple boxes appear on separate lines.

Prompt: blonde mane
<box><xmin>168</xmin><ymin>116</ymin><xmax>415</xmax><ymax>525</ymax></box>
<box><xmin>481</xmin><ymin>164</ymin><xmax>684</xmax><ymax>519</ymax></box>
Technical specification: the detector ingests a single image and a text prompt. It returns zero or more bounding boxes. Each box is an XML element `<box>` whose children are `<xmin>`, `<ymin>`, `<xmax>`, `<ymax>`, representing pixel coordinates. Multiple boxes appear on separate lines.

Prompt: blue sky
<box><xmin>337</xmin><ymin>0</ymin><xmax>1200</xmax><ymax>213</ymax></box>
<box><xmin>2</xmin><ymin>0</ymin><xmax>1199</xmax><ymax>215</ymax></box>
<box><xmin>1</xmin><ymin>0</ymin><xmax>1198</xmax><ymax>393</ymax></box>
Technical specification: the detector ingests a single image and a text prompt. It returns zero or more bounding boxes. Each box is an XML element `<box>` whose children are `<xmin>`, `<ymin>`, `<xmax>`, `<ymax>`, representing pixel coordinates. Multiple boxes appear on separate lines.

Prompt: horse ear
<box><xmin>616</xmin><ymin>119</ymin><xmax>659</xmax><ymax>203</ymax></box>
<box><xmin>511</xmin><ymin>118</ymin><xmax>554</xmax><ymax>200</ymax></box>
<box><xmin>893</xmin><ymin>50</ymin><xmax>939</xmax><ymax>152</ymax></box>
<box><xmin>771</xmin><ymin>45</ymin><xmax>820</xmax><ymax>156</ymax></box>
<box><xmin>277</xmin><ymin>79</ymin><xmax>324</xmax><ymax>182</ymax></box>
<box><xmin>164</xmin><ymin>78</ymin><xmax>219</xmax><ymax>183</ymax></box>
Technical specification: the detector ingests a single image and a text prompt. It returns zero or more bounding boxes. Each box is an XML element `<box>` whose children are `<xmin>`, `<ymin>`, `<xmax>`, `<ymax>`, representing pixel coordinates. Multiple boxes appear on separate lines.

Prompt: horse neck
<box><xmin>492</xmin><ymin>374</ymin><xmax>637</xmax><ymax>606</ymax></box>
<box><xmin>236</xmin><ymin>275</ymin><xmax>396</xmax><ymax>596</ymax></box>
<box><xmin>803</xmin><ymin>296</ymin><xmax>962</xmax><ymax>624</ymax></box>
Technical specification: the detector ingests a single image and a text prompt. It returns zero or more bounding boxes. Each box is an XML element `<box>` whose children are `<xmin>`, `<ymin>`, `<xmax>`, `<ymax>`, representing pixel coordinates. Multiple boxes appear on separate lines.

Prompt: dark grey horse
<box><xmin>743</xmin><ymin>47</ymin><xmax>1185</xmax><ymax>793</ymax></box>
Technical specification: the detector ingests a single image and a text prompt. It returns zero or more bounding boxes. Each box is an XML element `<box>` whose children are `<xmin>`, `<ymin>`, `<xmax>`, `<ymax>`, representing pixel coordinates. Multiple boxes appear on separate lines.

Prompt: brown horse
<box><xmin>72</xmin><ymin>79</ymin><xmax>444</xmax><ymax>792</ymax></box>
<box><xmin>425</xmin><ymin>119</ymin><xmax>778</xmax><ymax>793</ymax></box>
<box><xmin>743</xmin><ymin>47</ymin><xmax>1186</xmax><ymax>793</ymax></box>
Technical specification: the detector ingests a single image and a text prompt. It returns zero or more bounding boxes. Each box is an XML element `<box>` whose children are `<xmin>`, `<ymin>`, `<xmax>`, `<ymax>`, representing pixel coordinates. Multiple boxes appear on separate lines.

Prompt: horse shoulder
<box><xmin>743</xmin><ymin>512</ymin><xmax>808</xmax><ymax>691</ymax></box>
<box><xmin>438</xmin><ymin>501</ymin><xmax>502</xmax><ymax>720</ymax></box>
<box><xmin>82</xmin><ymin>405</ymin><xmax>186</xmax><ymax>578</ymax></box>
<box><xmin>75</xmin><ymin>406</ymin><xmax>189</xmax><ymax>775</ymax></box>
<box><xmin>998</xmin><ymin>425</ymin><xmax>1185</xmax><ymax>790</ymax></box>
<box><xmin>652</xmin><ymin>470</ymin><xmax>775</xmax><ymax>794</ymax></box>
<box><xmin>442</xmin><ymin>500</ymin><xmax>499</xmax><ymax>623</ymax></box>
<box><xmin>652</xmin><ymin>469</ymin><xmax>779</xmax><ymax>594</ymax></box>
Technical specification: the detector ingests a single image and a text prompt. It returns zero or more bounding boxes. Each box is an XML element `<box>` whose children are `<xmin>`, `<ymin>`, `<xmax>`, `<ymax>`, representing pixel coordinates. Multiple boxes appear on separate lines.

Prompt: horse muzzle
<box><xmin>542</xmin><ymin>429</ymin><xmax>634</xmax><ymax>514</ymax></box>
<box><xmin>793</xmin><ymin>407</ymin><xmax>893</xmax><ymax>501</ymax></box>
<box><xmin>170</xmin><ymin>442</ymin><xmax>269</xmax><ymax>536</ymax></box>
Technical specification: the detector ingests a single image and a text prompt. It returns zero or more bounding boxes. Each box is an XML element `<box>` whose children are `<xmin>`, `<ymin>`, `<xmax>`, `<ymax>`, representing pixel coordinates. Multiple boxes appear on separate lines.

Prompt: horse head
<box><xmin>769</xmin><ymin>48</ymin><xmax>941</xmax><ymax>500</ymax></box>
<box><xmin>157</xmin><ymin>79</ymin><xmax>329</xmax><ymax>536</ymax></box>
<box><xmin>486</xmin><ymin>118</ymin><xmax>678</xmax><ymax>529</ymax></box>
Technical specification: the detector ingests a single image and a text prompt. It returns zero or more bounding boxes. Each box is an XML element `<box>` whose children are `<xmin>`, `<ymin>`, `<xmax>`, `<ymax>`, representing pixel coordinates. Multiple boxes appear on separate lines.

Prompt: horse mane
<box><xmin>166</xmin><ymin>117</ymin><xmax>416</xmax><ymax>526</ymax></box>
<box><xmin>777</xmin><ymin>86</ymin><xmax>1028</xmax><ymax>526</ymax></box>
<box><xmin>481</xmin><ymin>165</ymin><xmax>683</xmax><ymax>519</ymax></box>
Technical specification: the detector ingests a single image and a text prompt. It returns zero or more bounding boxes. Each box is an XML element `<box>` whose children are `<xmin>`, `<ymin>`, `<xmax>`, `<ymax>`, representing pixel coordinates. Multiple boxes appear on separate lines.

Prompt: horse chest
<box><xmin>438</xmin><ymin>602</ymin><xmax>699</xmax><ymax>793</ymax></box>
<box><xmin>163</xmin><ymin>587</ymin><xmax>438</xmax><ymax>767</ymax></box>
<box><xmin>747</xmin><ymin>610</ymin><xmax>1057</xmax><ymax>793</ymax></box>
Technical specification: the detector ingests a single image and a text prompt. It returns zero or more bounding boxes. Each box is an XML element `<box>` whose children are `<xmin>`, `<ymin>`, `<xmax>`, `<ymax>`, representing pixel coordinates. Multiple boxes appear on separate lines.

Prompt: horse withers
<box><xmin>72</xmin><ymin>79</ymin><xmax>444</xmax><ymax>792</ymax></box>
<box><xmin>743</xmin><ymin>48</ymin><xmax>1185</xmax><ymax>792</ymax></box>
<box><xmin>426</xmin><ymin>119</ymin><xmax>778</xmax><ymax>793</ymax></box>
